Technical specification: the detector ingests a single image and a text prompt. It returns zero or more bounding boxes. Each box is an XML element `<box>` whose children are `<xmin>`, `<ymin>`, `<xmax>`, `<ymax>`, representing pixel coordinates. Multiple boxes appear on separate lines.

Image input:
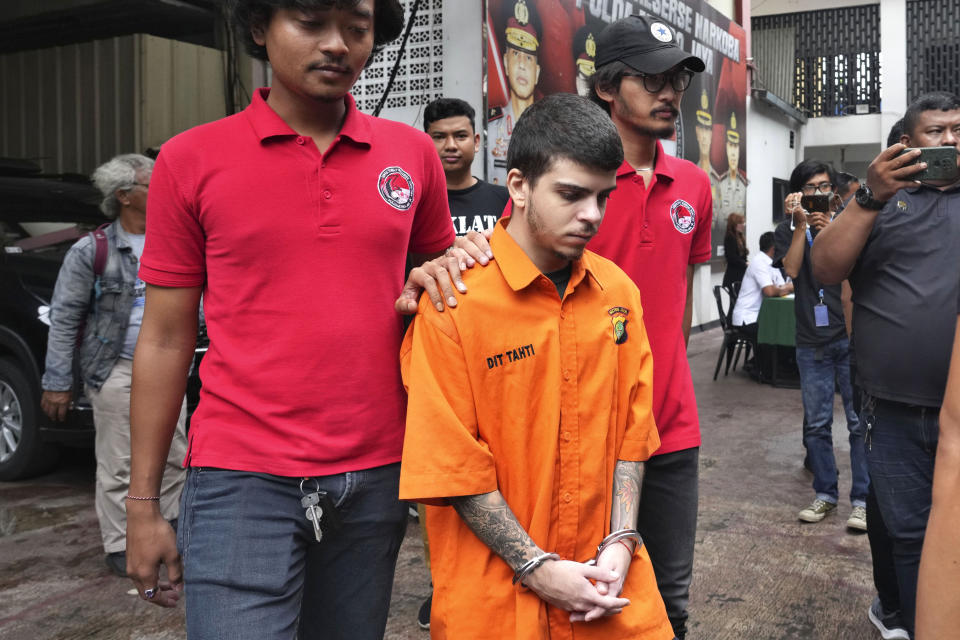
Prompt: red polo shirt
<box><xmin>140</xmin><ymin>88</ymin><xmax>455</xmax><ymax>476</ymax></box>
<box><xmin>588</xmin><ymin>142</ymin><xmax>713</xmax><ymax>455</ymax></box>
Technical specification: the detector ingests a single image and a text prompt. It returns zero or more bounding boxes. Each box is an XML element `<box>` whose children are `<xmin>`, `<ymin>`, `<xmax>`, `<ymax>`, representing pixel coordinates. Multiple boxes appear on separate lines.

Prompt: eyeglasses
<box><xmin>623</xmin><ymin>69</ymin><xmax>694</xmax><ymax>93</ymax></box>
<box><xmin>801</xmin><ymin>182</ymin><xmax>833</xmax><ymax>194</ymax></box>
<box><xmin>130</xmin><ymin>182</ymin><xmax>150</xmax><ymax>189</ymax></box>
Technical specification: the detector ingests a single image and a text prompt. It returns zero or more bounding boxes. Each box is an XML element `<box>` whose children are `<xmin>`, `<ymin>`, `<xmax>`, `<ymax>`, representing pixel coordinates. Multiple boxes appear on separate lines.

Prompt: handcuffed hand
<box><xmin>523</xmin><ymin>558</ymin><xmax>630</xmax><ymax>623</ymax></box>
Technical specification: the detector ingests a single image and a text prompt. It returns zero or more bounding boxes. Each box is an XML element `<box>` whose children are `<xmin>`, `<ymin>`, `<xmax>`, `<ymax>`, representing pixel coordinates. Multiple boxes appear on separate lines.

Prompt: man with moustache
<box><xmin>715</xmin><ymin>112</ymin><xmax>746</xmax><ymax>224</ymax></box>
<box><xmin>585</xmin><ymin>15</ymin><xmax>712</xmax><ymax>639</ymax></box>
<box><xmin>488</xmin><ymin>0</ymin><xmax>542</xmax><ymax>184</ymax></box>
<box><xmin>812</xmin><ymin>91</ymin><xmax>960</xmax><ymax>637</ymax></box>
<box><xmin>124</xmin><ymin>2</ymin><xmax>457</xmax><ymax>639</ymax></box>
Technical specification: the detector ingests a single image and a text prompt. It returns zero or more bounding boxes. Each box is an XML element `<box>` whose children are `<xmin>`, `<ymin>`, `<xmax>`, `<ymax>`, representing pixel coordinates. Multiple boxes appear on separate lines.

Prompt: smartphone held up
<box><xmin>800</xmin><ymin>194</ymin><xmax>831</xmax><ymax>214</ymax></box>
<box><xmin>898</xmin><ymin>146</ymin><xmax>960</xmax><ymax>183</ymax></box>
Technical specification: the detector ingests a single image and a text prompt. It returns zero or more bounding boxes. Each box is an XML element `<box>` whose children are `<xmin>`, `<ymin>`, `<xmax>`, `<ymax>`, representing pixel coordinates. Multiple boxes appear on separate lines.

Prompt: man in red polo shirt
<box><xmin>586</xmin><ymin>16</ymin><xmax>710</xmax><ymax>639</ymax></box>
<box><xmin>400</xmin><ymin>13</ymin><xmax>712</xmax><ymax>640</ymax></box>
<box><xmin>124</xmin><ymin>2</ymin><xmax>456</xmax><ymax>639</ymax></box>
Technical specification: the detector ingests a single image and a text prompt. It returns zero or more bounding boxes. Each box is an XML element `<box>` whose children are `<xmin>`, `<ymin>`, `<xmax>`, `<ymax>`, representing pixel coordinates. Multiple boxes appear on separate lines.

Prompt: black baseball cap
<box><xmin>595</xmin><ymin>14</ymin><xmax>705</xmax><ymax>74</ymax></box>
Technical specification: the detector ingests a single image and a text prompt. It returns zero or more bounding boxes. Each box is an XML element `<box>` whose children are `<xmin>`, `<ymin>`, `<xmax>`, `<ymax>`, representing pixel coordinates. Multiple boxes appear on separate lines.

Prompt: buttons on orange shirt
<box><xmin>562</xmin><ymin>431</ymin><xmax>571</xmax><ymax>442</ymax></box>
<box><xmin>295</xmin><ymin>136</ymin><xmax>305</xmax><ymax>145</ymax></box>
<box><xmin>562</xmin><ymin>369</ymin><xmax>570</xmax><ymax>381</ymax></box>
<box><xmin>563</xmin><ymin>492</ymin><xmax>572</xmax><ymax>503</ymax></box>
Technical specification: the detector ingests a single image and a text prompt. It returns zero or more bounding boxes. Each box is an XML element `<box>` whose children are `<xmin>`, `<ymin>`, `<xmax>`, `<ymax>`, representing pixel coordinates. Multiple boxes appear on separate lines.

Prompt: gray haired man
<box><xmin>41</xmin><ymin>153</ymin><xmax>187</xmax><ymax>578</ymax></box>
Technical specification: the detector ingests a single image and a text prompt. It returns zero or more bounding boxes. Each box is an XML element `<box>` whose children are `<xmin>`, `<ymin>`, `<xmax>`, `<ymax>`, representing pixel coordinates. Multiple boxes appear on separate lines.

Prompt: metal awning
<box><xmin>0</xmin><ymin>0</ymin><xmax>219</xmax><ymax>54</ymax></box>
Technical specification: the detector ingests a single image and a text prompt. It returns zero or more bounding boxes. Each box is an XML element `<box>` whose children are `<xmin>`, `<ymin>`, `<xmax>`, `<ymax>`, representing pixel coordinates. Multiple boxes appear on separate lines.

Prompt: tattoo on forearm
<box><xmin>451</xmin><ymin>491</ymin><xmax>540</xmax><ymax>571</ymax></box>
<box><xmin>611</xmin><ymin>461</ymin><xmax>643</xmax><ymax>532</ymax></box>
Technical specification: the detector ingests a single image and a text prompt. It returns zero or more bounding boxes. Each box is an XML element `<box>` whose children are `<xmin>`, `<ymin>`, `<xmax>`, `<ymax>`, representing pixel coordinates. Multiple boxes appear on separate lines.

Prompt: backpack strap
<box><xmin>89</xmin><ymin>222</ymin><xmax>110</xmax><ymax>301</ymax></box>
<box><xmin>91</xmin><ymin>222</ymin><xmax>110</xmax><ymax>278</ymax></box>
<box><xmin>76</xmin><ymin>222</ymin><xmax>112</xmax><ymax>349</ymax></box>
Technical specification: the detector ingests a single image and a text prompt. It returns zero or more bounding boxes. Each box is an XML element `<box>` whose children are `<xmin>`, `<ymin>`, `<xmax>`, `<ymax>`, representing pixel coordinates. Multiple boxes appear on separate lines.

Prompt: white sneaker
<box><xmin>847</xmin><ymin>505</ymin><xmax>867</xmax><ymax>531</ymax></box>
<box><xmin>798</xmin><ymin>498</ymin><xmax>836</xmax><ymax>522</ymax></box>
<box><xmin>868</xmin><ymin>597</ymin><xmax>909</xmax><ymax>640</ymax></box>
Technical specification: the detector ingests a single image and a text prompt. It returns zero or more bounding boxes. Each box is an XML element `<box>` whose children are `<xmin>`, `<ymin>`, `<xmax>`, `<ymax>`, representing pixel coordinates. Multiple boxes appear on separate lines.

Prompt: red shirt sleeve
<box><xmin>689</xmin><ymin>171</ymin><xmax>713</xmax><ymax>265</ymax></box>
<box><xmin>408</xmin><ymin>135</ymin><xmax>455</xmax><ymax>255</ymax></box>
<box><xmin>140</xmin><ymin>148</ymin><xmax>206</xmax><ymax>287</ymax></box>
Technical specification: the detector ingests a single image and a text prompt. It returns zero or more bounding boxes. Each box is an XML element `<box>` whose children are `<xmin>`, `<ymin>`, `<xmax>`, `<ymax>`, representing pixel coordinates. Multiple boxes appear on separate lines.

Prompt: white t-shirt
<box><xmin>121</xmin><ymin>233</ymin><xmax>146</xmax><ymax>359</ymax></box>
<box><xmin>732</xmin><ymin>250</ymin><xmax>784</xmax><ymax>326</ymax></box>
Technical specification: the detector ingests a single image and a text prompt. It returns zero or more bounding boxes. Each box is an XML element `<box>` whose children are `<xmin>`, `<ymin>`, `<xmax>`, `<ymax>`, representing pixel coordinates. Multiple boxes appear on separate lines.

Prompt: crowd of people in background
<box><xmin>36</xmin><ymin>0</ymin><xmax>960</xmax><ymax>638</ymax></box>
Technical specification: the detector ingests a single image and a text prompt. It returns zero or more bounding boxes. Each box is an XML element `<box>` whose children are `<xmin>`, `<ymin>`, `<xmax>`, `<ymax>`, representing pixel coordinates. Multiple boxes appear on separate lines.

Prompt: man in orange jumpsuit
<box><xmin>399</xmin><ymin>93</ymin><xmax>673</xmax><ymax>639</ymax></box>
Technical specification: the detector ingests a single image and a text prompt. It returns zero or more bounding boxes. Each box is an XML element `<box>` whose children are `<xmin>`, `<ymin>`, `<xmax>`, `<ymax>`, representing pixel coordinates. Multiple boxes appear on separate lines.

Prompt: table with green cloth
<box><xmin>757</xmin><ymin>295</ymin><xmax>796</xmax><ymax>347</ymax></box>
<box><xmin>757</xmin><ymin>295</ymin><xmax>799</xmax><ymax>387</ymax></box>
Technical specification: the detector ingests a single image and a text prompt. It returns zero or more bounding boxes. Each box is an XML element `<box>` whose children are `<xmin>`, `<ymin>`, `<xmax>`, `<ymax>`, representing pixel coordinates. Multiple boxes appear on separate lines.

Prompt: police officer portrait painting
<box><xmin>716</xmin><ymin>111</ymin><xmax>747</xmax><ymax>224</ymax></box>
<box><xmin>487</xmin><ymin>0</ymin><xmax>542</xmax><ymax>184</ymax></box>
<box><xmin>572</xmin><ymin>26</ymin><xmax>596</xmax><ymax>98</ymax></box>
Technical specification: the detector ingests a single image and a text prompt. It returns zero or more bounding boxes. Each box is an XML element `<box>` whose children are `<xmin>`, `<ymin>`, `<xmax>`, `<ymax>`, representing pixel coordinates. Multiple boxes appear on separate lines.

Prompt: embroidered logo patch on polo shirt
<box><xmin>377</xmin><ymin>166</ymin><xmax>415</xmax><ymax>211</ymax></box>
<box><xmin>608</xmin><ymin>306</ymin><xmax>629</xmax><ymax>344</ymax></box>
<box><xmin>669</xmin><ymin>199</ymin><xmax>696</xmax><ymax>234</ymax></box>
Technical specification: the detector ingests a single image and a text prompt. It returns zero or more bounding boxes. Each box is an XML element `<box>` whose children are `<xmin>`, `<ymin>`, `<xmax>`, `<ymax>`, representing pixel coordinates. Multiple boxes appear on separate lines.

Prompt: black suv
<box><xmin>0</xmin><ymin>159</ymin><xmax>204</xmax><ymax>480</ymax></box>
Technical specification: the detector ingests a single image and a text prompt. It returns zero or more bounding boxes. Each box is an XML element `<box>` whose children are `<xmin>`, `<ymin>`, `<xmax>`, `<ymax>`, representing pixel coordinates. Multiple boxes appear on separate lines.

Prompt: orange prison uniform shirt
<box><xmin>399</xmin><ymin>220</ymin><xmax>673</xmax><ymax>640</ymax></box>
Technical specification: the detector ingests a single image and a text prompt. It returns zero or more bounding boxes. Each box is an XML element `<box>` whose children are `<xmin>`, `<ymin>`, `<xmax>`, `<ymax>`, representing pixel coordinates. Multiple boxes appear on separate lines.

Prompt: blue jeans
<box><xmin>796</xmin><ymin>337</ymin><xmax>868</xmax><ymax>506</ymax></box>
<box><xmin>636</xmin><ymin>447</ymin><xmax>699</xmax><ymax>639</ymax></box>
<box><xmin>177</xmin><ymin>463</ymin><xmax>408</xmax><ymax>640</ymax></box>
<box><xmin>862</xmin><ymin>396</ymin><xmax>939</xmax><ymax>636</ymax></box>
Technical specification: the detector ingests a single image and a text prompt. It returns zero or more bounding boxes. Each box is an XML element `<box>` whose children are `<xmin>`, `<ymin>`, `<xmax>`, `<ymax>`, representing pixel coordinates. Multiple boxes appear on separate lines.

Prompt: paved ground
<box><xmin>0</xmin><ymin>327</ymin><xmax>881</xmax><ymax>639</ymax></box>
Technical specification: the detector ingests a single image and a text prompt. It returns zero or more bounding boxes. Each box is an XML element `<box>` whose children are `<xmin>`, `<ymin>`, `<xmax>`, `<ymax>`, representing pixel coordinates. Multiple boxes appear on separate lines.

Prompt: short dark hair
<box><xmin>788</xmin><ymin>159</ymin><xmax>837</xmax><ymax>193</ymax></box>
<box><xmin>423</xmin><ymin>98</ymin><xmax>476</xmax><ymax>133</ymax></box>
<box><xmin>507</xmin><ymin>93</ymin><xmax>623</xmax><ymax>187</ymax></box>
<box><xmin>903</xmin><ymin>91</ymin><xmax>960</xmax><ymax>139</ymax></box>
<box><xmin>588</xmin><ymin>60</ymin><xmax>632</xmax><ymax>115</ymax></box>
<box><xmin>835</xmin><ymin>171</ymin><xmax>859</xmax><ymax>197</ymax></box>
<box><xmin>226</xmin><ymin>0</ymin><xmax>405</xmax><ymax>63</ymax></box>
<box><xmin>887</xmin><ymin>118</ymin><xmax>905</xmax><ymax>148</ymax></box>
<box><xmin>759</xmin><ymin>231</ymin><xmax>776</xmax><ymax>253</ymax></box>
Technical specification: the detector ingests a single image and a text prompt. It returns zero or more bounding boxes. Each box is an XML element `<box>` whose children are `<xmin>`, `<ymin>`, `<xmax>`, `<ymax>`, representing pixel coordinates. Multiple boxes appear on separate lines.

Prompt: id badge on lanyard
<box><xmin>808</xmin><ymin>228</ymin><xmax>829</xmax><ymax>327</ymax></box>
<box><xmin>814</xmin><ymin>292</ymin><xmax>829</xmax><ymax>327</ymax></box>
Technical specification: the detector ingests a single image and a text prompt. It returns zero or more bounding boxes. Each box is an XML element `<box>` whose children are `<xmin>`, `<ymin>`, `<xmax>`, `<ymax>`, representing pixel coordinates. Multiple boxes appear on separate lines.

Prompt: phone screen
<box><xmin>801</xmin><ymin>194</ymin><xmax>831</xmax><ymax>213</ymax></box>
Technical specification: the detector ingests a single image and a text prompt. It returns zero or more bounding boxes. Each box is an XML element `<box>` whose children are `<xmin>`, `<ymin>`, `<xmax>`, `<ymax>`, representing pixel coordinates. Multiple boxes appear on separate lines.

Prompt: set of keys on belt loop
<box><xmin>300</xmin><ymin>477</ymin><xmax>342</xmax><ymax>543</ymax></box>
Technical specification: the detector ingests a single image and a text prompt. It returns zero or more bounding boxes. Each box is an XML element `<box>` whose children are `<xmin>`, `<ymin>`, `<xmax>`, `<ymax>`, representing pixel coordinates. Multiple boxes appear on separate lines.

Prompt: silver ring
<box><xmin>144</xmin><ymin>587</ymin><xmax>157</xmax><ymax>599</ymax></box>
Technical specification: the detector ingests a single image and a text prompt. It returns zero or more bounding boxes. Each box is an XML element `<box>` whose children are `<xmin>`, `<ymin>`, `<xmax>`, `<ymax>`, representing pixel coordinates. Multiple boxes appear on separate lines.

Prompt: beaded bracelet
<box><xmin>512</xmin><ymin>552</ymin><xmax>560</xmax><ymax>585</ymax></box>
<box><xmin>124</xmin><ymin>495</ymin><xmax>161</xmax><ymax>501</ymax></box>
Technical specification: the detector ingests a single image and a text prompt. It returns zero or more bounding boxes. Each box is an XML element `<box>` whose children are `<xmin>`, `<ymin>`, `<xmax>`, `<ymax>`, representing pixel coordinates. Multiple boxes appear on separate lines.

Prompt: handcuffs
<box><xmin>512</xmin><ymin>529</ymin><xmax>644</xmax><ymax>585</ymax></box>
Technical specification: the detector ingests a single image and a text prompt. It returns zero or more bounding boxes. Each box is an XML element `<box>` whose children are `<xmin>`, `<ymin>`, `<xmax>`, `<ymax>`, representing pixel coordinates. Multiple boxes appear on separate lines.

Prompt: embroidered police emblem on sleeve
<box><xmin>377</xmin><ymin>167</ymin><xmax>415</xmax><ymax>211</ymax></box>
<box><xmin>608</xmin><ymin>306</ymin><xmax>629</xmax><ymax>344</ymax></box>
<box><xmin>669</xmin><ymin>199</ymin><xmax>696</xmax><ymax>234</ymax></box>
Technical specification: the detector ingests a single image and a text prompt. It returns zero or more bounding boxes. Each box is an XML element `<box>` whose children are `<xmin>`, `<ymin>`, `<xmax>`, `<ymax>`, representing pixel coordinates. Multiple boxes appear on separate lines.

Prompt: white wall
<box><xmin>440</xmin><ymin>1</ymin><xmax>485</xmax><ymax>177</ymax></box>
<box><xmin>879</xmin><ymin>0</ymin><xmax>907</xmax><ymax>136</ymax></box>
<box><xmin>705</xmin><ymin>0</ymin><xmax>736</xmax><ymax>19</ymax></box>
<box><xmin>744</xmin><ymin>96</ymin><xmax>801</xmax><ymax>253</ymax></box>
<box><xmin>752</xmin><ymin>0</ymin><xmax>877</xmax><ymax>17</ymax></box>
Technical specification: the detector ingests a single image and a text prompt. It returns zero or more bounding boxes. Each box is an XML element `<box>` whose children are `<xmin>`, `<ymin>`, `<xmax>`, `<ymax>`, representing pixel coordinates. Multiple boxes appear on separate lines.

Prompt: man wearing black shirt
<box><xmin>424</xmin><ymin>98</ymin><xmax>509</xmax><ymax>237</ymax></box>
<box><xmin>774</xmin><ymin>160</ymin><xmax>868</xmax><ymax>531</ymax></box>
<box><xmin>812</xmin><ymin>91</ymin><xmax>960</xmax><ymax>636</ymax></box>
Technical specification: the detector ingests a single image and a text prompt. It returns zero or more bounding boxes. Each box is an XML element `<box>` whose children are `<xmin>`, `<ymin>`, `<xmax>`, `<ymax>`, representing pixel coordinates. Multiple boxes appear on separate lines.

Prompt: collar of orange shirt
<box><xmin>489</xmin><ymin>218</ymin><xmax>606</xmax><ymax>293</ymax></box>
